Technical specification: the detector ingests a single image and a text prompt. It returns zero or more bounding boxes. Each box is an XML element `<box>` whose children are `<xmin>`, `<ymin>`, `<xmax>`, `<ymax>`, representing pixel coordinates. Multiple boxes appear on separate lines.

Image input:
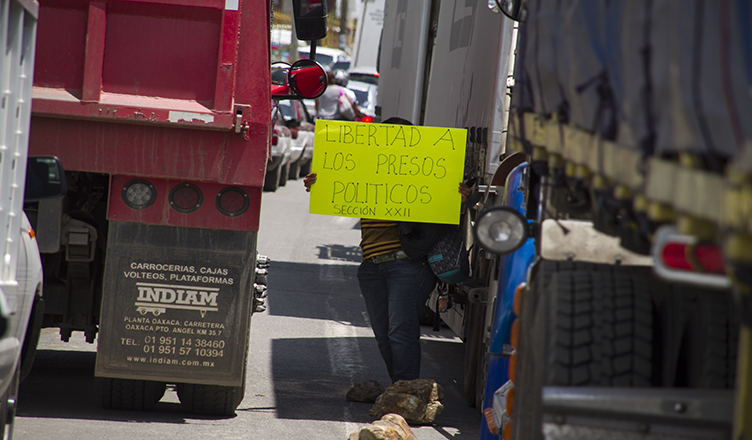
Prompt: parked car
<box><xmin>278</xmin><ymin>99</ymin><xmax>315</xmax><ymax>180</ymax></box>
<box><xmin>347</xmin><ymin>79</ymin><xmax>378</xmax><ymax>118</ymax></box>
<box><xmin>264</xmin><ymin>105</ymin><xmax>292</xmax><ymax>192</ymax></box>
<box><xmin>298</xmin><ymin>46</ymin><xmax>350</xmax><ymax>73</ymax></box>
<box><xmin>349</xmin><ymin>67</ymin><xmax>379</xmax><ymax>86</ymax></box>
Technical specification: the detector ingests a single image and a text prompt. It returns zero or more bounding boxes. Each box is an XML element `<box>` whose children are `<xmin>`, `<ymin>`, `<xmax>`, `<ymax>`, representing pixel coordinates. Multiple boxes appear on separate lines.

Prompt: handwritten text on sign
<box><xmin>309</xmin><ymin>121</ymin><xmax>467</xmax><ymax>224</ymax></box>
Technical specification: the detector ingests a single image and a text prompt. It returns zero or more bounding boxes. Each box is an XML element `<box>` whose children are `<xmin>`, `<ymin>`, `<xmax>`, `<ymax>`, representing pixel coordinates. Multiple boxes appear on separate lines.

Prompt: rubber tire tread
<box><xmin>547</xmin><ymin>269</ymin><xmax>653</xmax><ymax>387</ymax></box>
<box><xmin>278</xmin><ymin>163</ymin><xmax>290</xmax><ymax>187</ymax></box>
<box><xmin>474</xmin><ymin>337</ymin><xmax>489</xmax><ymax>411</ymax></box>
<box><xmin>288</xmin><ymin>159</ymin><xmax>301</xmax><ymax>181</ymax></box>
<box><xmin>682</xmin><ymin>290</ymin><xmax>738</xmax><ymax>389</ymax></box>
<box><xmin>462</xmin><ymin>302</ymin><xmax>485</xmax><ymax>408</ymax></box>
<box><xmin>263</xmin><ymin>165</ymin><xmax>281</xmax><ymax>192</ymax></box>
<box><xmin>1</xmin><ymin>362</ymin><xmax>20</xmax><ymax>439</ymax></box>
<box><xmin>299</xmin><ymin>159</ymin><xmax>312</xmax><ymax>178</ymax></box>
<box><xmin>20</xmin><ymin>295</ymin><xmax>44</xmax><ymax>382</ymax></box>
<box><xmin>512</xmin><ymin>261</ymin><xmax>652</xmax><ymax>440</ymax></box>
<box><xmin>97</xmin><ymin>378</ymin><xmax>166</xmax><ymax>411</ymax></box>
<box><xmin>513</xmin><ymin>261</ymin><xmax>601</xmax><ymax>440</ymax></box>
<box><xmin>177</xmin><ymin>383</ymin><xmax>241</xmax><ymax>416</ymax></box>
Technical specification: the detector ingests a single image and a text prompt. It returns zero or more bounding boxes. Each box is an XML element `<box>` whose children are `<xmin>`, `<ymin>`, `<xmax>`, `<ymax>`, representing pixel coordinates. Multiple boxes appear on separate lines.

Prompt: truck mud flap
<box><xmin>95</xmin><ymin>222</ymin><xmax>256</xmax><ymax>387</ymax></box>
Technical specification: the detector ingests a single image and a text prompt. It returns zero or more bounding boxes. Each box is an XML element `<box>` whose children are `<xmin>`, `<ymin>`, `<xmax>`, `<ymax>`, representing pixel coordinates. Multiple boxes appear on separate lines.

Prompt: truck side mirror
<box><xmin>25</xmin><ymin>156</ymin><xmax>68</xmax><ymax>202</ymax></box>
<box><xmin>292</xmin><ymin>0</ymin><xmax>328</xmax><ymax>41</ymax></box>
<box><xmin>288</xmin><ymin>59</ymin><xmax>327</xmax><ymax>98</ymax></box>
<box><xmin>271</xmin><ymin>59</ymin><xmax>327</xmax><ymax>100</ymax></box>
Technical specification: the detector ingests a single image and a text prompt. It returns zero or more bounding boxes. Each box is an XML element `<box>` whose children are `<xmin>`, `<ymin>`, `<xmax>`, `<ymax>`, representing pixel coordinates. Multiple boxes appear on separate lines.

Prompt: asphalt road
<box><xmin>14</xmin><ymin>179</ymin><xmax>481</xmax><ymax>439</ymax></box>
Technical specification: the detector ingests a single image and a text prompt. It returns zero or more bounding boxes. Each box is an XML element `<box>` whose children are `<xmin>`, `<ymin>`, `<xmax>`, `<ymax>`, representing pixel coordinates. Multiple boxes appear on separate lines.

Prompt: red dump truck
<box><xmin>24</xmin><ymin>0</ymin><xmax>327</xmax><ymax>415</ymax></box>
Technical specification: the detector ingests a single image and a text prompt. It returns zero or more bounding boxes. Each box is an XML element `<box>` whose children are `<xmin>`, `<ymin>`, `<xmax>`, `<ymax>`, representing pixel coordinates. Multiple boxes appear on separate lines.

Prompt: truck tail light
<box><xmin>271</xmin><ymin>134</ymin><xmax>278</xmax><ymax>146</ymax></box>
<box><xmin>169</xmin><ymin>183</ymin><xmax>202</xmax><ymax>214</ymax></box>
<box><xmin>216</xmin><ymin>187</ymin><xmax>250</xmax><ymax>217</ymax></box>
<box><xmin>694</xmin><ymin>244</ymin><xmax>725</xmax><ymax>274</ymax></box>
<box><xmin>661</xmin><ymin>243</ymin><xmax>693</xmax><ymax>271</ymax></box>
<box><xmin>653</xmin><ymin>226</ymin><xmax>730</xmax><ymax>289</ymax></box>
<box><xmin>659</xmin><ymin>241</ymin><xmax>725</xmax><ymax>274</ymax></box>
<box><xmin>122</xmin><ymin>179</ymin><xmax>156</xmax><ymax>210</ymax></box>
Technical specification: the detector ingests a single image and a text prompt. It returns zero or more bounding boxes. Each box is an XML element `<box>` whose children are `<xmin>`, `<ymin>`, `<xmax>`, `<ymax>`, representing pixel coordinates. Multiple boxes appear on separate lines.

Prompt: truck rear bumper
<box><xmin>543</xmin><ymin>387</ymin><xmax>732</xmax><ymax>439</ymax></box>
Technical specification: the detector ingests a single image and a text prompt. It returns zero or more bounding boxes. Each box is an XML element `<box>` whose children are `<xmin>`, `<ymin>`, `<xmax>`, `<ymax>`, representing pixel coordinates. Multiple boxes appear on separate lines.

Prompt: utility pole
<box><xmin>290</xmin><ymin>18</ymin><xmax>299</xmax><ymax>62</ymax></box>
<box><xmin>340</xmin><ymin>0</ymin><xmax>349</xmax><ymax>51</ymax></box>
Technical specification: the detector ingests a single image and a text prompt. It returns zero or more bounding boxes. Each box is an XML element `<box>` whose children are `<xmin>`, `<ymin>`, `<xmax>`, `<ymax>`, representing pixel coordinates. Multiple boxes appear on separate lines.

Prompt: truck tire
<box><xmin>97</xmin><ymin>378</ymin><xmax>166</xmax><ymax>411</ymax></box>
<box><xmin>0</xmin><ymin>362</ymin><xmax>20</xmax><ymax>440</ymax></box>
<box><xmin>176</xmin><ymin>383</ymin><xmax>242</xmax><ymax>416</ymax></box>
<box><xmin>547</xmin><ymin>269</ymin><xmax>653</xmax><ymax>387</ymax></box>
<box><xmin>463</xmin><ymin>301</ymin><xmax>485</xmax><ymax>408</ymax></box>
<box><xmin>288</xmin><ymin>159</ymin><xmax>301</xmax><ymax>181</ymax></box>
<box><xmin>278</xmin><ymin>163</ymin><xmax>290</xmax><ymax>187</ymax></box>
<box><xmin>20</xmin><ymin>295</ymin><xmax>44</xmax><ymax>382</ymax></box>
<box><xmin>475</xmin><ymin>337</ymin><xmax>489</xmax><ymax>411</ymax></box>
<box><xmin>299</xmin><ymin>159</ymin><xmax>312</xmax><ymax>178</ymax></box>
<box><xmin>263</xmin><ymin>166</ymin><xmax>280</xmax><ymax>192</ymax></box>
<box><xmin>513</xmin><ymin>262</ymin><xmax>654</xmax><ymax>440</ymax></box>
<box><xmin>678</xmin><ymin>289</ymin><xmax>737</xmax><ymax>389</ymax></box>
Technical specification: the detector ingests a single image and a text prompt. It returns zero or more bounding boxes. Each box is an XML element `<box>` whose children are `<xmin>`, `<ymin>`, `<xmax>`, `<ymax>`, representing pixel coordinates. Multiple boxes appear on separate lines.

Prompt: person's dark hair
<box><xmin>326</xmin><ymin>71</ymin><xmax>336</xmax><ymax>85</ymax></box>
<box><xmin>382</xmin><ymin>117</ymin><xmax>413</xmax><ymax>126</ymax></box>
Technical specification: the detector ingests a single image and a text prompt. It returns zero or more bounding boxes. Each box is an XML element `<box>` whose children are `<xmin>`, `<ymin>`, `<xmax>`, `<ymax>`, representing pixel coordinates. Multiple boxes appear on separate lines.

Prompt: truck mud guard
<box><xmin>95</xmin><ymin>222</ymin><xmax>256</xmax><ymax>387</ymax></box>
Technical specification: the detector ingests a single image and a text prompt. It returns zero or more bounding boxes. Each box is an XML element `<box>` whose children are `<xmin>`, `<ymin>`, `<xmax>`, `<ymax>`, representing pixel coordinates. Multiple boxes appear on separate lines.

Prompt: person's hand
<box><xmin>352</xmin><ymin>102</ymin><xmax>365</xmax><ymax>119</ymax></box>
<box><xmin>459</xmin><ymin>182</ymin><xmax>472</xmax><ymax>202</ymax></box>
<box><xmin>303</xmin><ymin>173</ymin><xmax>317</xmax><ymax>192</ymax></box>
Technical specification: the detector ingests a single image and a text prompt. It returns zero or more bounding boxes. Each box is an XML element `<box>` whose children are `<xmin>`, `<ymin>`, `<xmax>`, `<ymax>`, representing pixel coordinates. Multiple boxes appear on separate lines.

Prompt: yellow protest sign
<box><xmin>309</xmin><ymin>120</ymin><xmax>467</xmax><ymax>224</ymax></box>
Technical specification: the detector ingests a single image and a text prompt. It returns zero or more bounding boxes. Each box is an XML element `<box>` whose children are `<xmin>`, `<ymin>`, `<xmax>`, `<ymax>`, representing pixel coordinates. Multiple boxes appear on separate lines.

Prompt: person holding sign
<box><xmin>304</xmin><ymin>117</ymin><xmax>472</xmax><ymax>383</ymax></box>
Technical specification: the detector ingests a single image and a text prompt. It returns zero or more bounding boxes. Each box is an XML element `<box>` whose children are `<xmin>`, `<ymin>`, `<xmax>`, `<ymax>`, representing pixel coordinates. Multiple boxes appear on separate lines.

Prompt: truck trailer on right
<box><xmin>493</xmin><ymin>1</ymin><xmax>751</xmax><ymax>439</ymax></box>
<box><xmin>380</xmin><ymin>0</ymin><xmax>752</xmax><ymax>439</ymax></box>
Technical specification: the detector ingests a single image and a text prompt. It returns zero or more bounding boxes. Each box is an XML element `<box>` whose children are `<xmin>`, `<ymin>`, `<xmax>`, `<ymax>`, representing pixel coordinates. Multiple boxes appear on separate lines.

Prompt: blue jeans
<box><xmin>357</xmin><ymin>257</ymin><xmax>436</xmax><ymax>382</ymax></box>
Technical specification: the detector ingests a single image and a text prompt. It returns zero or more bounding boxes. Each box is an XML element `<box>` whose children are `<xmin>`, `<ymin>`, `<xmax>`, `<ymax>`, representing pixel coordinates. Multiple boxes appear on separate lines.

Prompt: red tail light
<box><xmin>653</xmin><ymin>226</ymin><xmax>729</xmax><ymax>289</ymax></box>
<box><xmin>661</xmin><ymin>243</ymin><xmax>693</xmax><ymax>271</ymax></box>
<box><xmin>271</xmin><ymin>134</ymin><xmax>278</xmax><ymax>146</ymax></box>
<box><xmin>357</xmin><ymin>116</ymin><xmax>374</xmax><ymax>123</ymax></box>
<box><xmin>659</xmin><ymin>242</ymin><xmax>725</xmax><ymax>274</ymax></box>
<box><xmin>169</xmin><ymin>183</ymin><xmax>202</xmax><ymax>214</ymax></box>
<box><xmin>216</xmin><ymin>187</ymin><xmax>250</xmax><ymax>217</ymax></box>
<box><xmin>694</xmin><ymin>244</ymin><xmax>725</xmax><ymax>274</ymax></box>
